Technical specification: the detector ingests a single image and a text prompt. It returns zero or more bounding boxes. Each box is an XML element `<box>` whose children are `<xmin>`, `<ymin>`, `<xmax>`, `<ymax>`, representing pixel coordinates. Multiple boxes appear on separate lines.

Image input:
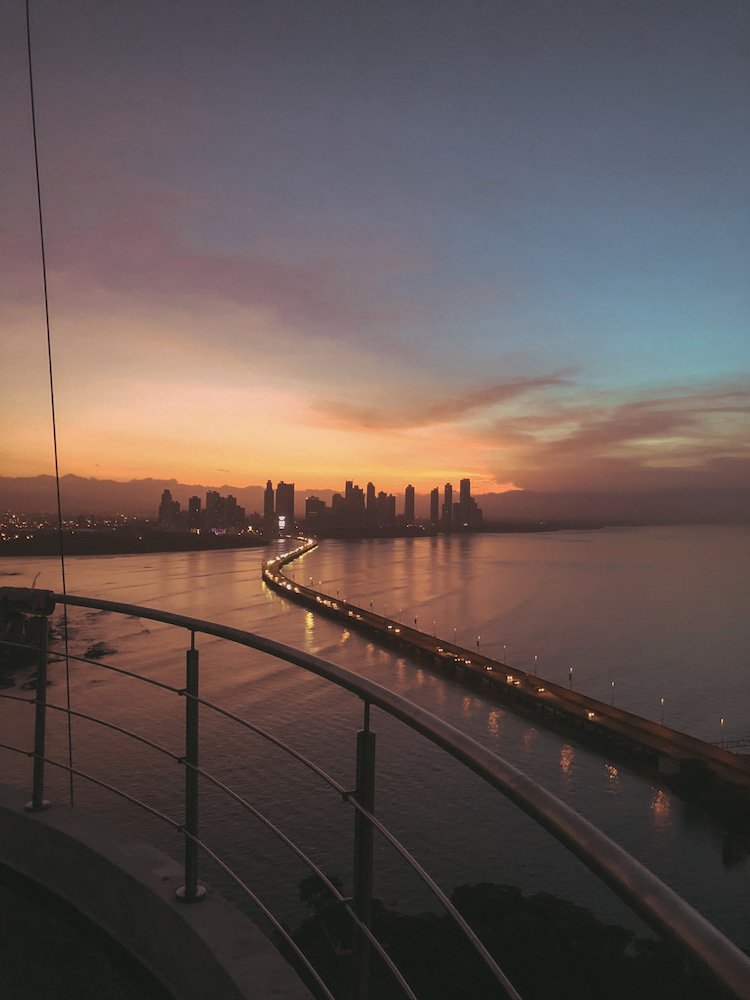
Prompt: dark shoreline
<box><xmin>0</xmin><ymin>521</ymin><xmax>602</xmax><ymax>558</ymax></box>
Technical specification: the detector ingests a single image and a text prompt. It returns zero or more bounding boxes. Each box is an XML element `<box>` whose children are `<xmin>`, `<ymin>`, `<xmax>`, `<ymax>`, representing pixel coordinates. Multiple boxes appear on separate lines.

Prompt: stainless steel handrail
<box><xmin>3</xmin><ymin>588</ymin><xmax>750</xmax><ymax>998</ymax></box>
<box><xmin>45</xmin><ymin>591</ymin><xmax>750</xmax><ymax>998</ymax></box>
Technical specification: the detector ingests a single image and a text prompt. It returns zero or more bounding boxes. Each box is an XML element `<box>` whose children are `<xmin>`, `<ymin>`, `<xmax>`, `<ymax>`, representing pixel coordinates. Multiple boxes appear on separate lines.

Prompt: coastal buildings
<box><xmin>275</xmin><ymin>481</ymin><xmax>295</xmax><ymax>533</ymax></box>
<box><xmin>295</xmin><ymin>477</ymin><xmax>482</xmax><ymax>535</ymax></box>
<box><xmin>158</xmin><ymin>488</ymin><xmax>246</xmax><ymax>534</ymax></box>
<box><xmin>155</xmin><ymin>478</ymin><xmax>481</xmax><ymax>537</ymax></box>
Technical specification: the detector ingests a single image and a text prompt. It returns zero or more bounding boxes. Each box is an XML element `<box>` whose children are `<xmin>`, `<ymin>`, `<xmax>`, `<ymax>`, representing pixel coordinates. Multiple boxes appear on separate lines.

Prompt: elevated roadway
<box><xmin>263</xmin><ymin>540</ymin><xmax>750</xmax><ymax>792</ymax></box>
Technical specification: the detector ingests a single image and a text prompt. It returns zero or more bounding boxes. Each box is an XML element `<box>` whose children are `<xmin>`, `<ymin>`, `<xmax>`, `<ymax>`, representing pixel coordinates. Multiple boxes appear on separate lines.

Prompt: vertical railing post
<box><xmin>351</xmin><ymin>703</ymin><xmax>376</xmax><ymax>1000</ymax></box>
<box><xmin>25</xmin><ymin>613</ymin><xmax>50</xmax><ymax>812</ymax></box>
<box><xmin>177</xmin><ymin>634</ymin><xmax>206</xmax><ymax>902</ymax></box>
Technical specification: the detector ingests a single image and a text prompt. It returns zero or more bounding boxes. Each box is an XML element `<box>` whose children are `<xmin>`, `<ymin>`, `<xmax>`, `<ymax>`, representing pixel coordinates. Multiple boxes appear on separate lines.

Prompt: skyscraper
<box><xmin>264</xmin><ymin>480</ymin><xmax>275</xmax><ymax>526</ymax></box>
<box><xmin>376</xmin><ymin>491</ymin><xmax>396</xmax><ymax>528</ymax></box>
<box><xmin>443</xmin><ymin>483</ymin><xmax>453</xmax><ymax>529</ymax></box>
<box><xmin>188</xmin><ymin>495</ymin><xmax>201</xmax><ymax>531</ymax></box>
<box><xmin>430</xmin><ymin>487</ymin><xmax>439</xmax><ymax>525</ymax></box>
<box><xmin>366</xmin><ymin>482</ymin><xmax>377</xmax><ymax>528</ymax></box>
<box><xmin>205</xmin><ymin>490</ymin><xmax>222</xmax><ymax>531</ymax></box>
<box><xmin>305</xmin><ymin>495</ymin><xmax>327</xmax><ymax>525</ymax></box>
<box><xmin>158</xmin><ymin>489</ymin><xmax>180</xmax><ymax>527</ymax></box>
<box><xmin>404</xmin><ymin>484</ymin><xmax>415</xmax><ymax>525</ymax></box>
<box><xmin>459</xmin><ymin>478</ymin><xmax>471</xmax><ymax>526</ymax></box>
<box><xmin>344</xmin><ymin>482</ymin><xmax>366</xmax><ymax>530</ymax></box>
<box><xmin>275</xmin><ymin>481</ymin><xmax>295</xmax><ymax>532</ymax></box>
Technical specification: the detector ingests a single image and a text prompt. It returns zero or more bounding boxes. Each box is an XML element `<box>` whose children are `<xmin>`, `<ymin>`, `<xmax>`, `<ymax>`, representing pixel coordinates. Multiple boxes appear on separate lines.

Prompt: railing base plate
<box><xmin>24</xmin><ymin>800</ymin><xmax>50</xmax><ymax>812</ymax></box>
<box><xmin>175</xmin><ymin>884</ymin><xmax>207</xmax><ymax>903</ymax></box>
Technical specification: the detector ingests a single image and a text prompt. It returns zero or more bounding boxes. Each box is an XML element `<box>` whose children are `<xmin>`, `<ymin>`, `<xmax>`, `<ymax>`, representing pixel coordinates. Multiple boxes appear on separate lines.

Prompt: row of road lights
<box><xmin>290</xmin><ymin>576</ymin><xmax>732</xmax><ymax>745</ymax></box>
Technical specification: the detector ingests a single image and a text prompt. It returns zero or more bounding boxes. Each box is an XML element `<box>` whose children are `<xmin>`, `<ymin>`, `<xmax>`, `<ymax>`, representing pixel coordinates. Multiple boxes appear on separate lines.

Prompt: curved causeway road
<box><xmin>263</xmin><ymin>539</ymin><xmax>750</xmax><ymax>792</ymax></box>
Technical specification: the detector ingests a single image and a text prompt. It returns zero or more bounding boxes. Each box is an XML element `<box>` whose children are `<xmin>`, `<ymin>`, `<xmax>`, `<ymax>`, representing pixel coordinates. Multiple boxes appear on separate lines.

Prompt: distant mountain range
<box><xmin>1</xmin><ymin>474</ymin><xmax>748</xmax><ymax>525</ymax></box>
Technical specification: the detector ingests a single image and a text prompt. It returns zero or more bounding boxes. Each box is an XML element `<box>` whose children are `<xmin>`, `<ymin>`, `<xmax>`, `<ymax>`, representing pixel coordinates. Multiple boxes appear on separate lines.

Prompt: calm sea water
<box><xmin>1</xmin><ymin>525</ymin><xmax>749</xmax><ymax>950</ymax></box>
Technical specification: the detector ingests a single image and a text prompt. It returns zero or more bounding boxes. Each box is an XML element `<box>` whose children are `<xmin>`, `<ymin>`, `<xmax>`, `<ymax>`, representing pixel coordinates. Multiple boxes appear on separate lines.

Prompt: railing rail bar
<box><xmin>185</xmin><ymin>833</ymin><xmax>340</xmax><ymax>1000</ymax></box>
<box><xmin>186</xmin><ymin>762</ymin><xmax>421</xmax><ymax>999</ymax></box>
<box><xmin>49</xmin><ymin>592</ymin><xmax>750</xmax><ymax>998</ymax></box>
<box><xmin>46</xmin><ymin>647</ymin><xmax>181</xmax><ymax>693</ymax></box>
<box><xmin>345</xmin><ymin>794</ymin><xmax>523</xmax><ymax>1000</ymax></box>
<box><xmin>0</xmin><ymin>692</ymin><xmax>36</xmax><ymax>705</ymax></box>
<box><xmin>195</xmin><ymin>695</ymin><xmax>348</xmax><ymax>796</ymax></box>
<box><xmin>0</xmin><ymin>740</ymin><xmax>30</xmax><ymax>755</ymax></box>
<box><xmin>189</xmin><ymin>762</ymin><xmax>344</xmax><ymax>890</ymax></box>
<box><xmin>43</xmin><ymin>702</ymin><xmax>182</xmax><ymax>761</ymax></box>
<box><xmin>0</xmin><ymin>694</ymin><xmax>181</xmax><ymax>762</ymax></box>
<box><xmin>38</xmin><ymin>756</ymin><xmax>181</xmax><ymax>830</ymax></box>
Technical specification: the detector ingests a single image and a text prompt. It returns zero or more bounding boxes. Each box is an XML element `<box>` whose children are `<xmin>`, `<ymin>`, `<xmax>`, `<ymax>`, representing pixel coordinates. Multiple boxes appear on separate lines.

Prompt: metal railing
<box><xmin>1</xmin><ymin>585</ymin><xmax>749</xmax><ymax>1000</ymax></box>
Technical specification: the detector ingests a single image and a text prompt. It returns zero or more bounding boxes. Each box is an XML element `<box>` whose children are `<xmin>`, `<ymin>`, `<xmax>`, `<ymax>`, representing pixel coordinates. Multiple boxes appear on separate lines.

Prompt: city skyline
<box><xmin>2</xmin><ymin>3</ymin><xmax>748</xmax><ymax>495</ymax></box>
<box><xmin>156</xmin><ymin>475</ymin><xmax>482</xmax><ymax>531</ymax></box>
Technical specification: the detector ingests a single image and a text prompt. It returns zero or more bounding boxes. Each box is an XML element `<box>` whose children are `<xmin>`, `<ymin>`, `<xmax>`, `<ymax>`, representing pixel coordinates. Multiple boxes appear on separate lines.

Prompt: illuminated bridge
<box><xmin>263</xmin><ymin>539</ymin><xmax>750</xmax><ymax>791</ymax></box>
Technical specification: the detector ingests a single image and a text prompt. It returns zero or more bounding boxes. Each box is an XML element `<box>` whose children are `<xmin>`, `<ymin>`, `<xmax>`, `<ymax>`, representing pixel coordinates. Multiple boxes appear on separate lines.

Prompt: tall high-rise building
<box><xmin>224</xmin><ymin>494</ymin><xmax>245</xmax><ymax>530</ymax></box>
<box><xmin>366</xmin><ymin>482</ymin><xmax>377</xmax><ymax>527</ymax></box>
<box><xmin>205</xmin><ymin>490</ymin><xmax>222</xmax><ymax>531</ymax></box>
<box><xmin>275</xmin><ymin>482</ymin><xmax>295</xmax><ymax>532</ymax></box>
<box><xmin>305</xmin><ymin>495</ymin><xmax>327</xmax><ymax>525</ymax></box>
<box><xmin>459</xmin><ymin>478</ymin><xmax>471</xmax><ymax>526</ymax></box>
<box><xmin>263</xmin><ymin>480</ymin><xmax>275</xmax><ymax>525</ymax></box>
<box><xmin>442</xmin><ymin>483</ymin><xmax>453</xmax><ymax>529</ymax></box>
<box><xmin>331</xmin><ymin>492</ymin><xmax>344</xmax><ymax>528</ymax></box>
<box><xmin>158</xmin><ymin>489</ymin><xmax>180</xmax><ymax>527</ymax></box>
<box><xmin>188</xmin><ymin>495</ymin><xmax>201</xmax><ymax>531</ymax></box>
<box><xmin>430</xmin><ymin>487</ymin><xmax>439</xmax><ymax>525</ymax></box>
<box><xmin>404</xmin><ymin>484</ymin><xmax>415</xmax><ymax>525</ymax></box>
<box><xmin>376</xmin><ymin>491</ymin><xmax>396</xmax><ymax>528</ymax></box>
<box><xmin>344</xmin><ymin>482</ymin><xmax>366</xmax><ymax>530</ymax></box>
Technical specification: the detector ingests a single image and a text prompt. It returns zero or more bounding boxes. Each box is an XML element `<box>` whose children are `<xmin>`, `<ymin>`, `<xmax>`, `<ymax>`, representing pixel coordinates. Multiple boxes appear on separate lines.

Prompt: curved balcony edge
<box><xmin>0</xmin><ymin>783</ymin><xmax>313</xmax><ymax>1000</ymax></box>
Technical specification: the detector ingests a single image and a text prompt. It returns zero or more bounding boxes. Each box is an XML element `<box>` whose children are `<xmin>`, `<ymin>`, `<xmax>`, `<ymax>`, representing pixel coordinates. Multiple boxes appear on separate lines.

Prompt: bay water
<box><xmin>1</xmin><ymin>525</ymin><xmax>748</xmax><ymax>950</ymax></box>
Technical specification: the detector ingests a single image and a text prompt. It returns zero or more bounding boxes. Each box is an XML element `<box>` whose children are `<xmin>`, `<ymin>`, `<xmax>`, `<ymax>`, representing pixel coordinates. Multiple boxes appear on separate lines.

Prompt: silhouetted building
<box><xmin>343</xmin><ymin>481</ymin><xmax>366</xmax><ymax>530</ymax></box>
<box><xmin>442</xmin><ymin>483</ymin><xmax>453</xmax><ymax>529</ymax></box>
<box><xmin>404</xmin><ymin>484</ymin><xmax>415</xmax><ymax>525</ymax></box>
<box><xmin>276</xmin><ymin>481</ymin><xmax>295</xmax><ymax>533</ymax></box>
<box><xmin>305</xmin><ymin>495</ymin><xmax>327</xmax><ymax>526</ymax></box>
<box><xmin>158</xmin><ymin>489</ymin><xmax>180</xmax><ymax>528</ymax></box>
<box><xmin>223</xmin><ymin>494</ymin><xmax>245</xmax><ymax>530</ymax></box>
<box><xmin>205</xmin><ymin>490</ymin><xmax>222</xmax><ymax>531</ymax></box>
<box><xmin>188</xmin><ymin>496</ymin><xmax>201</xmax><ymax>531</ymax></box>
<box><xmin>263</xmin><ymin>480</ymin><xmax>275</xmax><ymax>528</ymax></box>
<box><xmin>366</xmin><ymin>482</ymin><xmax>377</xmax><ymax>528</ymax></box>
<box><xmin>459</xmin><ymin>479</ymin><xmax>471</xmax><ymax>526</ymax></box>
<box><xmin>430</xmin><ymin>487</ymin><xmax>439</xmax><ymax>525</ymax></box>
<box><xmin>376</xmin><ymin>491</ymin><xmax>396</xmax><ymax>528</ymax></box>
<box><xmin>468</xmin><ymin>496</ymin><xmax>483</xmax><ymax>527</ymax></box>
<box><xmin>331</xmin><ymin>492</ymin><xmax>344</xmax><ymax>528</ymax></box>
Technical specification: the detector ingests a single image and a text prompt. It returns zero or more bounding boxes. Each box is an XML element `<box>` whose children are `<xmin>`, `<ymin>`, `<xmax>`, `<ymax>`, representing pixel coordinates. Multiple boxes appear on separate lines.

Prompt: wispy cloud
<box><xmin>491</xmin><ymin>383</ymin><xmax>750</xmax><ymax>490</ymax></box>
<box><xmin>314</xmin><ymin>373</ymin><xmax>574</xmax><ymax>430</ymax></box>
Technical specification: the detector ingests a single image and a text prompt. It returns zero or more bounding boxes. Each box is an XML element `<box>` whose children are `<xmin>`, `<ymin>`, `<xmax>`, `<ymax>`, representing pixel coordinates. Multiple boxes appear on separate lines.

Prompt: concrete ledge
<box><xmin>0</xmin><ymin>785</ymin><xmax>313</xmax><ymax>1000</ymax></box>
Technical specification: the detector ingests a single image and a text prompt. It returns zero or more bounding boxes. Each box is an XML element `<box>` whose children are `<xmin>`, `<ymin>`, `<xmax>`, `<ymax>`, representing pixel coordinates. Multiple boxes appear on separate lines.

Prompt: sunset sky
<box><xmin>2</xmin><ymin>0</ymin><xmax>748</xmax><ymax>494</ymax></box>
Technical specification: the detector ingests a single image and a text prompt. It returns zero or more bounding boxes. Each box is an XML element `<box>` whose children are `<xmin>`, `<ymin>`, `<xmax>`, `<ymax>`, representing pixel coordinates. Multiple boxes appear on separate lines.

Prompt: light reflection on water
<box><xmin>560</xmin><ymin>744</ymin><xmax>575</xmax><ymax>778</ymax></box>
<box><xmin>651</xmin><ymin>789</ymin><xmax>673</xmax><ymax>831</ymax></box>
<box><xmin>487</xmin><ymin>709</ymin><xmax>501</xmax><ymax>736</ymax></box>
<box><xmin>0</xmin><ymin>525</ymin><xmax>748</xmax><ymax>949</ymax></box>
<box><xmin>303</xmin><ymin>610</ymin><xmax>315</xmax><ymax>645</ymax></box>
<box><xmin>606</xmin><ymin>764</ymin><xmax>620</xmax><ymax>794</ymax></box>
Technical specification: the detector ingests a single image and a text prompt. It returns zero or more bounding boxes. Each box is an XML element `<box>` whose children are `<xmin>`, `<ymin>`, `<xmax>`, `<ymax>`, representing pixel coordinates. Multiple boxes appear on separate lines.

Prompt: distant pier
<box><xmin>263</xmin><ymin>540</ymin><xmax>750</xmax><ymax>799</ymax></box>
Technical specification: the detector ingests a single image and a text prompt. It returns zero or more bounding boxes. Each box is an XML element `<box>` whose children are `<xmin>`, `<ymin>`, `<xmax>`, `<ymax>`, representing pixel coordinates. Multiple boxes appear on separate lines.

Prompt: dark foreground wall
<box><xmin>0</xmin><ymin>785</ymin><xmax>311</xmax><ymax>1000</ymax></box>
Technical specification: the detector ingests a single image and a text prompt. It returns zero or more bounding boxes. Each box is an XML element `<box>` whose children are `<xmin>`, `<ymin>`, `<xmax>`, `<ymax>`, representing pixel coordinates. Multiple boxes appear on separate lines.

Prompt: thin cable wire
<box><xmin>25</xmin><ymin>0</ymin><xmax>74</xmax><ymax>806</ymax></box>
